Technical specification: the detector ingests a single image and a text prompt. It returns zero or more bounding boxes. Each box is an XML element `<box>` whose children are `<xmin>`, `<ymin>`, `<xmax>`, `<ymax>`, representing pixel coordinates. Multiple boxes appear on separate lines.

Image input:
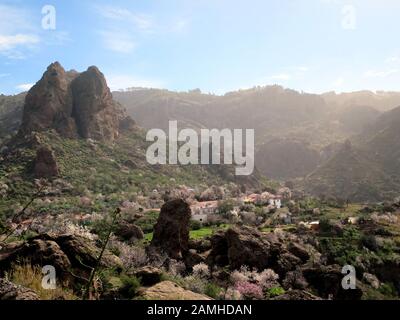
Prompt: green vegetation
<box><xmin>267</xmin><ymin>286</ymin><xmax>285</xmax><ymax>298</ymax></box>
<box><xmin>119</xmin><ymin>275</ymin><xmax>141</xmax><ymax>299</ymax></box>
<box><xmin>205</xmin><ymin>283</ymin><xmax>222</xmax><ymax>299</ymax></box>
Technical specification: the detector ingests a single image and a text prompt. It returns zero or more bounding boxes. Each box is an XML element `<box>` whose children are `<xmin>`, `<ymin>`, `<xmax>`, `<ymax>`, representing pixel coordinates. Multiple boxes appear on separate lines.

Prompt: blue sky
<box><xmin>1</xmin><ymin>0</ymin><xmax>400</xmax><ymax>95</ymax></box>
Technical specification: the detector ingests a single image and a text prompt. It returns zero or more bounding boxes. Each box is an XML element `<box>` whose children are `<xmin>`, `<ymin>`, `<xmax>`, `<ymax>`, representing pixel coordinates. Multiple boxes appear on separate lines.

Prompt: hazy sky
<box><xmin>1</xmin><ymin>0</ymin><xmax>400</xmax><ymax>95</ymax></box>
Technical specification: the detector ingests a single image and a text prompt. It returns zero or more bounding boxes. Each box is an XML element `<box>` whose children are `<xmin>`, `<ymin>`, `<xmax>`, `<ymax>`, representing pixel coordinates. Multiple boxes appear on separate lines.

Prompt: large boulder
<box><xmin>150</xmin><ymin>199</ymin><xmax>191</xmax><ymax>259</ymax></box>
<box><xmin>138</xmin><ymin>281</ymin><xmax>211</xmax><ymax>300</ymax></box>
<box><xmin>34</xmin><ymin>146</ymin><xmax>59</xmax><ymax>178</ymax></box>
<box><xmin>0</xmin><ymin>236</ymin><xmax>71</xmax><ymax>277</ymax></box>
<box><xmin>0</xmin><ymin>278</ymin><xmax>39</xmax><ymax>300</ymax></box>
<box><xmin>207</xmin><ymin>226</ymin><xmax>321</xmax><ymax>276</ymax></box>
<box><xmin>225</xmin><ymin>226</ymin><xmax>280</xmax><ymax>270</ymax></box>
<box><xmin>134</xmin><ymin>266</ymin><xmax>163</xmax><ymax>286</ymax></box>
<box><xmin>0</xmin><ymin>233</ymin><xmax>122</xmax><ymax>282</ymax></box>
<box><xmin>115</xmin><ymin>223</ymin><xmax>144</xmax><ymax>242</ymax></box>
<box><xmin>301</xmin><ymin>265</ymin><xmax>363</xmax><ymax>300</ymax></box>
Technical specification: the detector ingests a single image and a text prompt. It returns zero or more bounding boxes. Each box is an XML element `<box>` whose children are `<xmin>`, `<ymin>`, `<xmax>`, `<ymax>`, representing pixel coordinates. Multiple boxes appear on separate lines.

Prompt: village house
<box><xmin>190</xmin><ymin>200</ymin><xmax>219</xmax><ymax>223</ymax></box>
<box><xmin>243</xmin><ymin>192</ymin><xmax>282</xmax><ymax>208</ymax></box>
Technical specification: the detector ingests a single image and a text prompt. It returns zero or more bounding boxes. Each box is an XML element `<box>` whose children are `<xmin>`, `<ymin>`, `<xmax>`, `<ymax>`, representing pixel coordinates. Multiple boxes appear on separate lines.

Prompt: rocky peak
<box><xmin>19</xmin><ymin>62</ymin><xmax>134</xmax><ymax>142</ymax></box>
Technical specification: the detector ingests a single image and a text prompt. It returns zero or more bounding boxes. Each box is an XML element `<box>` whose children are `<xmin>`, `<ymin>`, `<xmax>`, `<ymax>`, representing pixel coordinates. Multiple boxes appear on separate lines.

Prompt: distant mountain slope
<box><xmin>322</xmin><ymin>90</ymin><xmax>400</xmax><ymax>112</ymax></box>
<box><xmin>0</xmin><ymin>93</ymin><xmax>25</xmax><ymax>144</ymax></box>
<box><xmin>303</xmin><ymin>106</ymin><xmax>400</xmax><ymax>201</ymax></box>
<box><xmin>2</xmin><ymin>84</ymin><xmax>395</xmax><ymax>180</ymax></box>
<box><xmin>304</xmin><ymin>141</ymin><xmax>398</xmax><ymax>201</ymax></box>
<box><xmin>114</xmin><ymin>86</ymin><xmax>386</xmax><ymax>180</ymax></box>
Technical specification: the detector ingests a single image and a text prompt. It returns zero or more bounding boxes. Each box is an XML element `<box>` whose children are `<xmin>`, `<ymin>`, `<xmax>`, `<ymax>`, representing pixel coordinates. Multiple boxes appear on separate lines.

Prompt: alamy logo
<box><xmin>41</xmin><ymin>5</ymin><xmax>57</xmax><ymax>30</ymax></box>
<box><xmin>41</xmin><ymin>265</ymin><xmax>56</xmax><ymax>290</ymax></box>
<box><xmin>146</xmin><ymin>121</ymin><xmax>255</xmax><ymax>176</ymax></box>
<box><xmin>341</xmin><ymin>265</ymin><xmax>356</xmax><ymax>290</ymax></box>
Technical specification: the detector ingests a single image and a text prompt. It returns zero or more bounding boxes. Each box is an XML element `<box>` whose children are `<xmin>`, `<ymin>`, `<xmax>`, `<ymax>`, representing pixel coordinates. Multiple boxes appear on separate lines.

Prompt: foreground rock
<box><xmin>0</xmin><ymin>278</ymin><xmax>39</xmax><ymax>300</ymax></box>
<box><xmin>0</xmin><ymin>233</ymin><xmax>122</xmax><ymax>283</ymax></box>
<box><xmin>134</xmin><ymin>266</ymin><xmax>163</xmax><ymax>286</ymax></box>
<box><xmin>138</xmin><ymin>281</ymin><xmax>212</xmax><ymax>300</ymax></box>
<box><xmin>150</xmin><ymin>199</ymin><xmax>191</xmax><ymax>259</ymax></box>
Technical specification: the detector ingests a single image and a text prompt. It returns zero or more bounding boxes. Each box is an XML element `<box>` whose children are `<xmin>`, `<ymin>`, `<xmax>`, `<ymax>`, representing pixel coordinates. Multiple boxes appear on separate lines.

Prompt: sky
<box><xmin>1</xmin><ymin>0</ymin><xmax>400</xmax><ymax>95</ymax></box>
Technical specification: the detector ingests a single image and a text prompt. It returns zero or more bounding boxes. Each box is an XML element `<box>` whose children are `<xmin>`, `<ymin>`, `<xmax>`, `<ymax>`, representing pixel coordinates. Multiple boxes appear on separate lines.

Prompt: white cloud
<box><xmin>99</xmin><ymin>31</ymin><xmax>136</xmax><ymax>54</ymax></box>
<box><xmin>96</xmin><ymin>5</ymin><xmax>154</xmax><ymax>31</ymax></box>
<box><xmin>0</xmin><ymin>5</ymin><xmax>40</xmax><ymax>59</ymax></box>
<box><xmin>0</xmin><ymin>34</ymin><xmax>40</xmax><ymax>52</ymax></box>
<box><xmin>364</xmin><ymin>69</ymin><xmax>399</xmax><ymax>78</ymax></box>
<box><xmin>0</xmin><ymin>5</ymin><xmax>34</xmax><ymax>34</ymax></box>
<box><xmin>106</xmin><ymin>74</ymin><xmax>164</xmax><ymax>91</ymax></box>
<box><xmin>16</xmin><ymin>83</ymin><xmax>34</xmax><ymax>92</ymax></box>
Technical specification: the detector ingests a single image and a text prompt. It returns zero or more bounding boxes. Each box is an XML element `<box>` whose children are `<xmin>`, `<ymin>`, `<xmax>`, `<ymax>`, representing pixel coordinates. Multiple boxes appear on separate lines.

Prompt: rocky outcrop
<box><xmin>302</xmin><ymin>265</ymin><xmax>363</xmax><ymax>300</ymax></box>
<box><xmin>206</xmin><ymin>226</ymin><xmax>363</xmax><ymax>300</ymax></box>
<box><xmin>0</xmin><ymin>278</ymin><xmax>39</xmax><ymax>300</ymax></box>
<box><xmin>207</xmin><ymin>226</ymin><xmax>317</xmax><ymax>273</ymax></box>
<box><xmin>0</xmin><ymin>233</ymin><xmax>122</xmax><ymax>282</ymax></box>
<box><xmin>19</xmin><ymin>62</ymin><xmax>134</xmax><ymax>142</ymax></box>
<box><xmin>134</xmin><ymin>266</ymin><xmax>163</xmax><ymax>286</ymax></box>
<box><xmin>20</xmin><ymin>62</ymin><xmax>76</xmax><ymax>137</ymax></box>
<box><xmin>150</xmin><ymin>199</ymin><xmax>191</xmax><ymax>259</ymax></box>
<box><xmin>138</xmin><ymin>281</ymin><xmax>212</xmax><ymax>300</ymax></box>
<box><xmin>34</xmin><ymin>146</ymin><xmax>59</xmax><ymax>178</ymax></box>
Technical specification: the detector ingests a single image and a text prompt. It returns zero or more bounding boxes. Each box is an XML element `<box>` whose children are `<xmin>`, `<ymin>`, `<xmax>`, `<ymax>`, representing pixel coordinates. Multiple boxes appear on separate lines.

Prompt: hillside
<box><xmin>303</xmin><ymin>106</ymin><xmax>400</xmax><ymax>201</ymax></box>
<box><xmin>0</xmin><ymin>93</ymin><xmax>25</xmax><ymax>145</ymax></box>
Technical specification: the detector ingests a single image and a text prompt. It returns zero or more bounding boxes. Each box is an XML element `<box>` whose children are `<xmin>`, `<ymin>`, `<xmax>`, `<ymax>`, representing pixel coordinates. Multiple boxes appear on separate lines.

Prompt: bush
<box><xmin>205</xmin><ymin>283</ymin><xmax>222</xmax><ymax>299</ymax></box>
<box><xmin>192</xmin><ymin>263</ymin><xmax>210</xmax><ymax>279</ymax></box>
<box><xmin>120</xmin><ymin>275</ymin><xmax>141</xmax><ymax>298</ymax></box>
<box><xmin>234</xmin><ymin>281</ymin><xmax>263</xmax><ymax>300</ymax></box>
<box><xmin>217</xmin><ymin>200</ymin><xmax>235</xmax><ymax>217</ymax></box>
<box><xmin>190</xmin><ymin>220</ymin><xmax>202</xmax><ymax>230</ymax></box>
<box><xmin>267</xmin><ymin>286</ymin><xmax>285</xmax><ymax>298</ymax></box>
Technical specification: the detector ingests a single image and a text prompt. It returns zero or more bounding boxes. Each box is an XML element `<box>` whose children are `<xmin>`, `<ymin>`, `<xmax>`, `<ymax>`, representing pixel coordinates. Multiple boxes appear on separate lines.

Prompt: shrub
<box><xmin>254</xmin><ymin>269</ymin><xmax>279</xmax><ymax>290</ymax></box>
<box><xmin>191</xmin><ymin>220</ymin><xmax>202</xmax><ymax>230</ymax></box>
<box><xmin>108</xmin><ymin>240</ymin><xmax>148</xmax><ymax>270</ymax></box>
<box><xmin>234</xmin><ymin>281</ymin><xmax>263</xmax><ymax>300</ymax></box>
<box><xmin>181</xmin><ymin>275</ymin><xmax>206</xmax><ymax>294</ymax></box>
<box><xmin>205</xmin><ymin>283</ymin><xmax>222</xmax><ymax>299</ymax></box>
<box><xmin>217</xmin><ymin>200</ymin><xmax>235</xmax><ymax>217</ymax></box>
<box><xmin>267</xmin><ymin>286</ymin><xmax>285</xmax><ymax>298</ymax></box>
<box><xmin>230</xmin><ymin>266</ymin><xmax>279</xmax><ymax>291</ymax></box>
<box><xmin>224</xmin><ymin>287</ymin><xmax>243</xmax><ymax>300</ymax></box>
<box><xmin>192</xmin><ymin>263</ymin><xmax>210</xmax><ymax>279</ymax></box>
<box><xmin>120</xmin><ymin>275</ymin><xmax>141</xmax><ymax>299</ymax></box>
